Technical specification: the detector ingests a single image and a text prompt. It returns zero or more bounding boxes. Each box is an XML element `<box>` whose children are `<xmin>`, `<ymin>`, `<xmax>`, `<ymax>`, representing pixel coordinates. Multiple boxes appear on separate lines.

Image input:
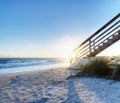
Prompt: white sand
<box><xmin>0</xmin><ymin>67</ymin><xmax>120</xmax><ymax>103</ymax></box>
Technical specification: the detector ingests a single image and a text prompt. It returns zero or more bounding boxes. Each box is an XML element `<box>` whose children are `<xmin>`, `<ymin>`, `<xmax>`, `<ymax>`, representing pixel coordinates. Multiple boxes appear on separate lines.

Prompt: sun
<box><xmin>58</xmin><ymin>37</ymin><xmax>77</xmax><ymax>58</ymax></box>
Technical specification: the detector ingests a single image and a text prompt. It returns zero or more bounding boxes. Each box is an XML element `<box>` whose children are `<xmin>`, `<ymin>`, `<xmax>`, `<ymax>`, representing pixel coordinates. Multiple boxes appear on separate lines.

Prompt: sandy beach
<box><xmin>1</xmin><ymin>67</ymin><xmax>120</xmax><ymax>103</ymax></box>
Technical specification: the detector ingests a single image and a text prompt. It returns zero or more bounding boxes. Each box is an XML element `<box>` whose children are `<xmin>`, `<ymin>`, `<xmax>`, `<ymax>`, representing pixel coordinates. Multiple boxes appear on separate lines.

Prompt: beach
<box><xmin>1</xmin><ymin>66</ymin><xmax>120</xmax><ymax>103</ymax></box>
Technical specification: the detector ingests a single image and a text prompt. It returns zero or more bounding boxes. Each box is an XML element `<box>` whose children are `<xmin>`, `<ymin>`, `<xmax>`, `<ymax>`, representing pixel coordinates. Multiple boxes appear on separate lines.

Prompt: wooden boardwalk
<box><xmin>71</xmin><ymin>13</ymin><xmax>120</xmax><ymax>63</ymax></box>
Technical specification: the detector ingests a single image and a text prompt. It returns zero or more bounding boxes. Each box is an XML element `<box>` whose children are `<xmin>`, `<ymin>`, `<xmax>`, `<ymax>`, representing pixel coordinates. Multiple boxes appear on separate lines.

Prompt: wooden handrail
<box><xmin>74</xmin><ymin>13</ymin><xmax>120</xmax><ymax>52</ymax></box>
<box><xmin>94</xmin><ymin>26</ymin><xmax>120</xmax><ymax>45</ymax></box>
<box><xmin>71</xmin><ymin>13</ymin><xmax>120</xmax><ymax>63</ymax></box>
<box><xmin>92</xmin><ymin>20</ymin><xmax>120</xmax><ymax>42</ymax></box>
<box><xmin>76</xmin><ymin>30</ymin><xmax>120</xmax><ymax>61</ymax></box>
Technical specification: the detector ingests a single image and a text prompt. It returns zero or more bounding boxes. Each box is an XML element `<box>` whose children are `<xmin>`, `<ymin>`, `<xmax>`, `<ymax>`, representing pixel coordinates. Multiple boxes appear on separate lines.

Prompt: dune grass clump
<box><xmin>111</xmin><ymin>64</ymin><xmax>120</xmax><ymax>80</ymax></box>
<box><xmin>80</xmin><ymin>58</ymin><xmax>112</xmax><ymax>77</ymax></box>
<box><xmin>70</xmin><ymin>57</ymin><xmax>120</xmax><ymax>80</ymax></box>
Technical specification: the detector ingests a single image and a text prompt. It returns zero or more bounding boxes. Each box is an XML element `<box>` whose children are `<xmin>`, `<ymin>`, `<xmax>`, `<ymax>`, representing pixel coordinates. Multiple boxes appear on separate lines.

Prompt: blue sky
<box><xmin>0</xmin><ymin>0</ymin><xmax>120</xmax><ymax>58</ymax></box>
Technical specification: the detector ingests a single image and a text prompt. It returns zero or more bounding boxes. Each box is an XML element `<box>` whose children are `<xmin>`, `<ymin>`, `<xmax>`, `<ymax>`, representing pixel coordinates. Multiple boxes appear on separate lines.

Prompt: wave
<box><xmin>0</xmin><ymin>58</ymin><xmax>69</xmax><ymax>69</ymax></box>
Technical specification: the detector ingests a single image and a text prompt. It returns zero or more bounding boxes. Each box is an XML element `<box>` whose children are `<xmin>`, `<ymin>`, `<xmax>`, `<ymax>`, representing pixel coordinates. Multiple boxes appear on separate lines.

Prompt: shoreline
<box><xmin>0</xmin><ymin>62</ymin><xmax>69</xmax><ymax>75</ymax></box>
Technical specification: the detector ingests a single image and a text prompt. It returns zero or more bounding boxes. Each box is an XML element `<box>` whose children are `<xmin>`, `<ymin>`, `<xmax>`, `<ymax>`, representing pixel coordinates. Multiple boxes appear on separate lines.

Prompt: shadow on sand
<box><xmin>62</xmin><ymin>79</ymin><xmax>83</xmax><ymax>103</ymax></box>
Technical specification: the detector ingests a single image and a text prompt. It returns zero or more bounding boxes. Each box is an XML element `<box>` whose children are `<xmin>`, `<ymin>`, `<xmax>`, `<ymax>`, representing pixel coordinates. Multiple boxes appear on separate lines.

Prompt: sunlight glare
<box><xmin>58</xmin><ymin>37</ymin><xmax>77</xmax><ymax>58</ymax></box>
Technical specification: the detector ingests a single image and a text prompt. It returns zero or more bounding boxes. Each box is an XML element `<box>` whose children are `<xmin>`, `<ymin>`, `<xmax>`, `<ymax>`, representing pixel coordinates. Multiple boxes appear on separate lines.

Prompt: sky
<box><xmin>0</xmin><ymin>0</ymin><xmax>120</xmax><ymax>58</ymax></box>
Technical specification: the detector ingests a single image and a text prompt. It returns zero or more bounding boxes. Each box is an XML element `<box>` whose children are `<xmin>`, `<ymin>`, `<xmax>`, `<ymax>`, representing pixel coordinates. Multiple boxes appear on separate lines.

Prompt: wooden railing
<box><xmin>71</xmin><ymin>13</ymin><xmax>120</xmax><ymax>63</ymax></box>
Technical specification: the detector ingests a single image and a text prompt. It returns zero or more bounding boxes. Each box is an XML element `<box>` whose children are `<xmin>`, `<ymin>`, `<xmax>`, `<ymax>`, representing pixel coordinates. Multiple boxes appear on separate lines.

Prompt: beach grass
<box><xmin>70</xmin><ymin>56</ymin><xmax>120</xmax><ymax>81</ymax></box>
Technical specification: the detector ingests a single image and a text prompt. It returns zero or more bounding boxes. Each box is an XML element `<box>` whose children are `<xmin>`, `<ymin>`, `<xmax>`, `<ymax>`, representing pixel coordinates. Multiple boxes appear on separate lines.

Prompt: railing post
<box><xmin>89</xmin><ymin>39</ymin><xmax>91</xmax><ymax>56</ymax></box>
<box><xmin>93</xmin><ymin>40</ymin><xmax>95</xmax><ymax>52</ymax></box>
<box><xmin>118</xmin><ymin>30</ymin><xmax>120</xmax><ymax>35</ymax></box>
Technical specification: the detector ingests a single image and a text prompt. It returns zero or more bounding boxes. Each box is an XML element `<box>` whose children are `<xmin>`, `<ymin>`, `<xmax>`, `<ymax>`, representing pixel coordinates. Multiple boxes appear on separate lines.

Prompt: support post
<box><xmin>89</xmin><ymin>40</ymin><xmax>92</xmax><ymax>56</ymax></box>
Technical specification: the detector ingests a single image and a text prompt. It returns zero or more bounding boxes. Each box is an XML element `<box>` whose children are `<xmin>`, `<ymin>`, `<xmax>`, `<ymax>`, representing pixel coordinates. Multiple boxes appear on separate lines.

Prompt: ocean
<box><xmin>0</xmin><ymin>58</ymin><xmax>69</xmax><ymax>75</ymax></box>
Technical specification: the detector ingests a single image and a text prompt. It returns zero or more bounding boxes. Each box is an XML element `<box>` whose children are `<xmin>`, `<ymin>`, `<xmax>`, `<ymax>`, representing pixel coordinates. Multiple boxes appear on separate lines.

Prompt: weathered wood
<box><xmin>71</xmin><ymin>13</ymin><xmax>120</xmax><ymax>64</ymax></box>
